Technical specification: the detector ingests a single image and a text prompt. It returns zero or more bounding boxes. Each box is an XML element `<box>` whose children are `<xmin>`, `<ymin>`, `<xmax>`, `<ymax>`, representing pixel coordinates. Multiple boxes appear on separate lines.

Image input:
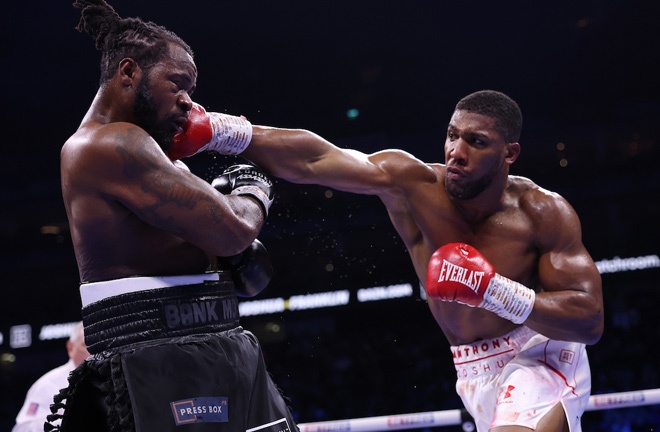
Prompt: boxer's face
<box><xmin>444</xmin><ymin>110</ymin><xmax>518</xmax><ymax>200</ymax></box>
<box><xmin>132</xmin><ymin>43</ymin><xmax>197</xmax><ymax>151</ymax></box>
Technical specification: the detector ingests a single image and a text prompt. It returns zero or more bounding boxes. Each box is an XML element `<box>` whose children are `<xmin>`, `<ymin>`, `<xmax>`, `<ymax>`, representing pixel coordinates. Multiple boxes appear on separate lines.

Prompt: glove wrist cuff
<box><xmin>231</xmin><ymin>186</ymin><xmax>273</xmax><ymax>216</ymax></box>
<box><xmin>206</xmin><ymin>113</ymin><xmax>253</xmax><ymax>155</ymax></box>
<box><xmin>479</xmin><ymin>273</ymin><xmax>535</xmax><ymax>324</ymax></box>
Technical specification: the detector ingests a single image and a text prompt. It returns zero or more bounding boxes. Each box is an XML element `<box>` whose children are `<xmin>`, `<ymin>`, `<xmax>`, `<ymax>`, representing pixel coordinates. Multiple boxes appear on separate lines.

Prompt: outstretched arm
<box><xmin>243</xmin><ymin>126</ymin><xmax>392</xmax><ymax>194</ymax></box>
<box><xmin>168</xmin><ymin>102</ymin><xmax>432</xmax><ymax>196</ymax></box>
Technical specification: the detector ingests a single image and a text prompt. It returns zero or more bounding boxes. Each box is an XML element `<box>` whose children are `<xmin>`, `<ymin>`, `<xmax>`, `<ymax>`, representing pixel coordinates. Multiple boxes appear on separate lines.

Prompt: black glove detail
<box><xmin>217</xmin><ymin>239</ymin><xmax>273</xmax><ymax>298</ymax></box>
<box><xmin>212</xmin><ymin>164</ymin><xmax>274</xmax><ymax>215</ymax></box>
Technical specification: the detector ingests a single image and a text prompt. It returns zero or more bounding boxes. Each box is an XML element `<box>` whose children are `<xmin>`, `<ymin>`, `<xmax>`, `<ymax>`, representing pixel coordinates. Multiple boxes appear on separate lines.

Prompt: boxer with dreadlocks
<box><xmin>52</xmin><ymin>1</ymin><xmax>294</xmax><ymax>431</ymax></box>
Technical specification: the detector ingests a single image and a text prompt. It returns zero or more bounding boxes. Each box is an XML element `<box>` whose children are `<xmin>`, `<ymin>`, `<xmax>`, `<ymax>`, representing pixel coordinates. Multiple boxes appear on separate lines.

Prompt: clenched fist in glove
<box><xmin>218</xmin><ymin>239</ymin><xmax>273</xmax><ymax>298</ymax></box>
<box><xmin>212</xmin><ymin>164</ymin><xmax>274</xmax><ymax>216</ymax></box>
<box><xmin>167</xmin><ymin>102</ymin><xmax>252</xmax><ymax>160</ymax></box>
<box><xmin>426</xmin><ymin>243</ymin><xmax>535</xmax><ymax>324</ymax></box>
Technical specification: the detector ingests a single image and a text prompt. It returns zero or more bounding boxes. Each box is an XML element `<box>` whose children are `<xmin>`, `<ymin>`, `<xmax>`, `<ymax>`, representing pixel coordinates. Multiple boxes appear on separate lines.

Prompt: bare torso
<box><xmin>66</xmin><ymin>195</ymin><xmax>209</xmax><ymax>282</ymax></box>
<box><xmin>61</xmin><ymin>124</ymin><xmax>211</xmax><ymax>283</ymax></box>
<box><xmin>384</xmin><ymin>164</ymin><xmax>540</xmax><ymax>345</ymax></box>
<box><xmin>243</xmin><ymin>130</ymin><xmax>559</xmax><ymax>346</ymax></box>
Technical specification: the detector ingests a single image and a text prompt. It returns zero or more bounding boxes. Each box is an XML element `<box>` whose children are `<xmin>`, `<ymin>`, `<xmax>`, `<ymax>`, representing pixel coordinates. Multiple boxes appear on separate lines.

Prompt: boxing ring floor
<box><xmin>296</xmin><ymin>388</ymin><xmax>660</xmax><ymax>431</ymax></box>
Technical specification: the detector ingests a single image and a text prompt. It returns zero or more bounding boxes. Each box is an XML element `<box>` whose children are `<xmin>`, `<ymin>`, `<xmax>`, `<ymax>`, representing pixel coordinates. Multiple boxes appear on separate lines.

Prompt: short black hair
<box><xmin>74</xmin><ymin>0</ymin><xmax>194</xmax><ymax>84</ymax></box>
<box><xmin>455</xmin><ymin>90</ymin><xmax>523</xmax><ymax>143</ymax></box>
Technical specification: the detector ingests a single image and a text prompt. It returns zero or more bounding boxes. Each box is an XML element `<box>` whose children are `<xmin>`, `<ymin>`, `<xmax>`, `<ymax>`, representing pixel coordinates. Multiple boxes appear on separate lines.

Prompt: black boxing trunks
<box><xmin>47</xmin><ymin>272</ymin><xmax>297</xmax><ymax>432</ymax></box>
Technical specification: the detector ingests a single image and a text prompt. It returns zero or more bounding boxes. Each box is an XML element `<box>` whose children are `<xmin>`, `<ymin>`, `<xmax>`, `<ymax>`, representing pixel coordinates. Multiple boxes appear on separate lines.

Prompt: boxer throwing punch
<box><xmin>54</xmin><ymin>1</ymin><xmax>295</xmax><ymax>431</ymax></box>
<box><xmin>169</xmin><ymin>90</ymin><xmax>604</xmax><ymax>432</ymax></box>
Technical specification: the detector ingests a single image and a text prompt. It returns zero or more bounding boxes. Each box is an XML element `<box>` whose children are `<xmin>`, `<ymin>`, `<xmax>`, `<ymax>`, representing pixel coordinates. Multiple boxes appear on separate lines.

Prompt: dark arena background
<box><xmin>1</xmin><ymin>1</ymin><xmax>659</xmax><ymax>430</ymax></box>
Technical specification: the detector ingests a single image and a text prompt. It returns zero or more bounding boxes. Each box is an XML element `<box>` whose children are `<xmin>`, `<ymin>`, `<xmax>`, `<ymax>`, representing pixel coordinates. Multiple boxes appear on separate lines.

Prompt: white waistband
<box><xmin>80</xmin><ymin>273</ymin><xmax>221</xmax><ymax>307</ymax></box>
<box><xmin>451</xmin><ymin>326</ymin><xmax>535</xmax><ymax>377</ymax></box>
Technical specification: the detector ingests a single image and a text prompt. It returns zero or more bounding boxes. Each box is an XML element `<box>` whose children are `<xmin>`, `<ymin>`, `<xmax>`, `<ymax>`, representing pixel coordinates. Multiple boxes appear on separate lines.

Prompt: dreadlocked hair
<box><xmin>73</xmin><ymin>0</ymin><xmax>193</xmax><ymax>84</ymax></box>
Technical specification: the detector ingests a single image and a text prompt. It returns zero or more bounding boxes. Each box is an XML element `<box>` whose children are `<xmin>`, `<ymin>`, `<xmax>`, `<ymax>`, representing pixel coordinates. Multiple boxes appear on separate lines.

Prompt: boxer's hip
<box><xmin>80</xmin><ymin>272</ymin><xmax>240</xmax><ymax>354</ymax></box>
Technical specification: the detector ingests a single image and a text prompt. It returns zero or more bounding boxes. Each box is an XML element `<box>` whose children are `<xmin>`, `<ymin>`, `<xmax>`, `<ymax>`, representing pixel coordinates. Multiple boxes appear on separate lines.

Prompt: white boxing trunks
<box><xmin>452</xmin><ymin>326</ymin><xmax>591</xmax><ymax>432</ymax></box>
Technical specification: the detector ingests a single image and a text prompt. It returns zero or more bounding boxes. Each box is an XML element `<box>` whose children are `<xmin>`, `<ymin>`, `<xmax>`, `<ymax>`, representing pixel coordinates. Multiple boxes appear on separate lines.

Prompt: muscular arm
<box><xmin>242</xmin><ymin>126</ymin><xmax>399</xmax><ymax>194</ymax></box>
<box><xmin>63</xmin><ymin>122</ymin><xmax>264</xmax><ymax>258</ymax></box>
<box><xmin>525</xmin><ymin>189</ymin><xmax>604</xmax><ymax>345</ymax></box>
<box><xmin>243</xmin><ymin>124</ymin><xmax>442</xmax><ymax>262</ymax></box>
<box><xmin>242</xmin><ymin>125</ymin><xmax>440</xmax><ymax>252</ymax></box>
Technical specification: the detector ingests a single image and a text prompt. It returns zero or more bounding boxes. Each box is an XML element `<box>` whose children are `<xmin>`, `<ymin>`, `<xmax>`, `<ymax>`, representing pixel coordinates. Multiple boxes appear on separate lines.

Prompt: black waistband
<box><xmin>82</xmin><ymin>274</ymin><xmax>240</xmax><ymax>354</ymax></box>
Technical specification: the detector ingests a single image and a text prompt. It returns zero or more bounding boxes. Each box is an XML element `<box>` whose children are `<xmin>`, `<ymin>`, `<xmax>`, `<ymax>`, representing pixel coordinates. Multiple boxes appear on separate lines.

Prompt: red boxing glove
<box><xmin>167</xmin><ymin>103</ymin><xmax>253</xmax><ymax>160</ymax></box>
<box><xmin>426</xmin><ymin>243</ymin><xmax>495</xmax><ymax>306</ymax></box>
<box><xmin>426</xmin><ymin>243</ymin><xmax>535</xmax><ymax>324</ymax></box>
<box><xmin>168</xmin><ymin>103</ymin><xmax>213</xmax><ymax>160</ymax></box>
